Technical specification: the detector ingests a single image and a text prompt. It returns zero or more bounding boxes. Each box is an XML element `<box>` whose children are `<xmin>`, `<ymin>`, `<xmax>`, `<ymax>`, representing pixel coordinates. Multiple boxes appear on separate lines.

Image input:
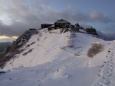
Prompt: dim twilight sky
<box><xmin>0</xmin><ymin>0</ymin><xmax>115</xmax><ymax>41</ymax></box>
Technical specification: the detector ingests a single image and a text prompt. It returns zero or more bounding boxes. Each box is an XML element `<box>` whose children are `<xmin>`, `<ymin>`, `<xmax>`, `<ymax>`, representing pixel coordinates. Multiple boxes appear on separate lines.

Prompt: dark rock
<box><xmin>54</xmin><ymin>19</ymin><xmax>71</xmax><ymax>29</ymax></box>
<box><xmin>41</xmin><ymin>24</ymin><xmax>53</xmax><ymax>29</ymax></box>
<box><xmin>86</xmin><ymin>28</ymin><xmax>98</xmax><ymax>35</ymax></box>
<box><xmin>0</xmin><ymin>29</ymin><xmax>38</xmax><ymax>69</ymax></box>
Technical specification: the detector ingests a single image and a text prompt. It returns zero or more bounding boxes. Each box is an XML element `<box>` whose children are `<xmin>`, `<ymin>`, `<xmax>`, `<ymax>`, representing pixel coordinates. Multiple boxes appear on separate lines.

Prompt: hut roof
<box><xmin>55</xmin><ymin>19</ymin><xmax>70</xmax><ymax>24</ymax></box>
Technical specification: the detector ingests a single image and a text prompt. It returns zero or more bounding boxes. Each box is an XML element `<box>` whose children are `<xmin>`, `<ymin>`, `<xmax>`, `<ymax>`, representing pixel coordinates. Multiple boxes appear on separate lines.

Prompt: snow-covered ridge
<box><xmin>1</xmin><ymin>28</ymin><xmax>101</xmax><ymax>70</ymax></box>
<box><xmin>0</xmin><ymin>28</ymin><xmax>115</xmax><ymax>86</ymax></box>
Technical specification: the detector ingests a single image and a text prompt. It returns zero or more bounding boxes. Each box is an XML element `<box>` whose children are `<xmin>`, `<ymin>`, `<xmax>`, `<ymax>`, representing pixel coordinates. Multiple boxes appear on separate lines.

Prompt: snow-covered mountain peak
<box><xmin>0</xmin><ymin>27</ymin><xmax>115</xmax><ymax>86</ymax></box>
<box><xmin>1</xmin><ymin>28</ymin><xmax>103</xmax><ymax>70</ymax></box>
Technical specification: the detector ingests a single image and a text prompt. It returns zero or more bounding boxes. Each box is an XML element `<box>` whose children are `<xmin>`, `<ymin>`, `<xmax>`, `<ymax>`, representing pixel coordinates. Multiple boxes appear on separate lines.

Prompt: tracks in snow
<box><xmin>93</xmin><ymin>42</ymin><xmax>115</xmax><ymax>86</ymax></box>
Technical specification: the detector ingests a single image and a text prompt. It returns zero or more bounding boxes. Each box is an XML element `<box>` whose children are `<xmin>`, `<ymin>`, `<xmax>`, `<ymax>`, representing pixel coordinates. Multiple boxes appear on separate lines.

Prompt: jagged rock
<box><xmin>41</xmin><ymin>19</ymin><xmax>98</xmax><ymax>36</ymax></box>
<box><xmin>41</xmin><ymin>24</ymin><xmax>53</xmax><ymax>29</ymax></box>
<box><xmin>0</xmin><ymin>29</ymin><xmax>38</xmax><ymax>69</ymax></box>
<box><xmin>54</xmin><ymin>19</ymin><xmax>71</xmax><ymax>29</ymax></box>
<box><xmin>85</xmin><ymin>28</ymin><xmax>98</xmax><ymax>35</ymax></box>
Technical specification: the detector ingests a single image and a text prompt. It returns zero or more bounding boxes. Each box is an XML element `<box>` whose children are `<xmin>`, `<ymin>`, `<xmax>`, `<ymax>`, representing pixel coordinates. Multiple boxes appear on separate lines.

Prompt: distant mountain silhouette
<box><xmin>0</xmin><ymin>42</ymin><xmax>11</xmax><ymax>53</ymax></box>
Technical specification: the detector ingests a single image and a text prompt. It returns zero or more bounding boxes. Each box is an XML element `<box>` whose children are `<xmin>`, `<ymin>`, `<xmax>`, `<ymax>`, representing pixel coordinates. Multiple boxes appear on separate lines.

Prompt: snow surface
<box><xmin>0</xmin><ymin>28</ymin><xmax>115</xmax><ymax>86</ymax></box>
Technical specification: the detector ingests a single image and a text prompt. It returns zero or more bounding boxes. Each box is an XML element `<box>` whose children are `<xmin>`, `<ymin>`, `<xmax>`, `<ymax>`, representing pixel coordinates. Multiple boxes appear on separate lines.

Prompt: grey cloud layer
<box><xmin>0</xmin><ymin>0</ymin><xmax>114</xmax><ymax>36</ymax></box>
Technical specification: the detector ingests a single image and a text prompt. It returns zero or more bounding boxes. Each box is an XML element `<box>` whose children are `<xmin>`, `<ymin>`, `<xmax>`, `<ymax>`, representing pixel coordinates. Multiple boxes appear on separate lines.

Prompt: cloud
<box><xmin>0</xmin><ymin>0</ymin><xmax>114</xmax><ymax>36</ymax></box>
<box><xmin>89</xmin><ymin>11</ymin><xmax>112</xmax><ymax>23</ymax></box>
<box><xmin>0</xmin><ymin>36</ymin><xmax>17</xmax><ymax>39</ymax></box>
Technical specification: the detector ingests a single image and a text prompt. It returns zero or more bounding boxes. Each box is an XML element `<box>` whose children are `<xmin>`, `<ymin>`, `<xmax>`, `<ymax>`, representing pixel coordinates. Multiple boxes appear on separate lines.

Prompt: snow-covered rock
<box><xmin>0</xmin><ymin>29</ymin><xmax>38</xmax><ymax>68</ymax></box>
<box><xmin>0</xmin><ymin>28</ymin><xmax>115</xmax><ymax>86</ymax></box>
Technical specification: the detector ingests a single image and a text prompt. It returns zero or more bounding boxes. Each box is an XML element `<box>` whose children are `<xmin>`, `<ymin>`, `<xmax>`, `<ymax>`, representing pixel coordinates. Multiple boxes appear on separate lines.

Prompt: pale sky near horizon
<box><xmin>0</xmin><ymin>0</ymin><xmax>115</xmax><ymax>41</ymax></box>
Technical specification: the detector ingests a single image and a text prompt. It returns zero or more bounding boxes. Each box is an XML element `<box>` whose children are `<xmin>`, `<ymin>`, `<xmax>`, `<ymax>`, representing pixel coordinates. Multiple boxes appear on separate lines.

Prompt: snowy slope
<box><xmin>0</xmin><ymin>28</ymin><xmax>115</xmax><ymax>86</ymax></box>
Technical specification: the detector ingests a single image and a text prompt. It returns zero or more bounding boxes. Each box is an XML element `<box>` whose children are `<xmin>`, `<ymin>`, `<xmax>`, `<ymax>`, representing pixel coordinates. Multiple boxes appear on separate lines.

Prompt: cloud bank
<box><xmin>0</xmin><ymin>0</ymin><xmax>114</xmax><ymax>36</ymax></box>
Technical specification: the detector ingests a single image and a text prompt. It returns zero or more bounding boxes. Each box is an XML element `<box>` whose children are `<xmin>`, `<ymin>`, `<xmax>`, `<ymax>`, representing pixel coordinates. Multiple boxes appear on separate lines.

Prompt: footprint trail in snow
<box><xmin>93</xmin><ymin>42</ymin><xmax>115</xmax><ymax>86</ymax></box>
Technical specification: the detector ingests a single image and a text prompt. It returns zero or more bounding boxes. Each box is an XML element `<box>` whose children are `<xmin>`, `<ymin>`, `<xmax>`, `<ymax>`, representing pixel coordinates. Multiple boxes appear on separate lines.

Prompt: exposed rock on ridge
<box><xmin>0</xmin><ymin>29</ymin><xmax>38</xmax><ymax>68</ymax></box>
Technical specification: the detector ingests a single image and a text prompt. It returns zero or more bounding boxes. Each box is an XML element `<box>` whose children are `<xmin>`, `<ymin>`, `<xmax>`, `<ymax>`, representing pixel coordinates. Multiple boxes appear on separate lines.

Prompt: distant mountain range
<box><xmin>0</xmin><ymin>42</ymin><xmax>11</xmax><ymax>53</ymax></box>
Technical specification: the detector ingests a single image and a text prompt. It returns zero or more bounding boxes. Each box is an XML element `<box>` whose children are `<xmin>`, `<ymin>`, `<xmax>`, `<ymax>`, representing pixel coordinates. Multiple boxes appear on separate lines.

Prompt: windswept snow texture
<box><xmin>0</xmin><ymin>28</ymin><xmax>115</xmax><ymax>86</ymax></box>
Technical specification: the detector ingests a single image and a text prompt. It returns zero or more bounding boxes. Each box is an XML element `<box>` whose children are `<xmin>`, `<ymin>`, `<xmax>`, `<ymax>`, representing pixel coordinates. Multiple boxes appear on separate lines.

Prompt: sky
<box><xmin>0</xmin><ymin>0</ymin><xmax>115</xmax><ymax>41</ymax></box>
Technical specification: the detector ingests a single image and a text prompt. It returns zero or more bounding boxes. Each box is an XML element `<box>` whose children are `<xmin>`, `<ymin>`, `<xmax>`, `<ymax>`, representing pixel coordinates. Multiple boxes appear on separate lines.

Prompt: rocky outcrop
<box><xmin>41</xmin><ymin>19</ymin><xmax>98</xmax><ymax>35</ymax></box>
<box><xmin>0</xmin><ymin>29</ymin><xmax>38</xmax><ymax>69</ymax></box>
<box><xmin>85</xmin><ymin>28</ymin><xmax>98</xmax><ymax>35</ymax></box>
